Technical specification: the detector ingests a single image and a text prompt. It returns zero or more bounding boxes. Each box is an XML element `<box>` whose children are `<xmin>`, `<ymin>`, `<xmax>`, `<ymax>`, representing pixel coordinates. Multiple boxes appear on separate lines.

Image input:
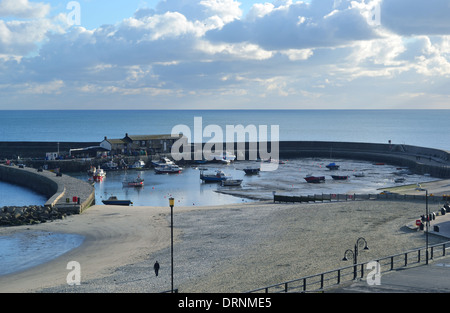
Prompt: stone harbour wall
<box><xmin>0</xmin><ymin>164</ymin><xmax>95</xmax><ymax>226</ymax></box>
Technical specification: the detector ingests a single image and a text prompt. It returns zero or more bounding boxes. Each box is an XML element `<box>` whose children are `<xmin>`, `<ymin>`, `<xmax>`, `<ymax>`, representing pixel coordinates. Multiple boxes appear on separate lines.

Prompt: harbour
<box><xmin>1</xmin><ymin>111</ymin><xmax>450</xmax><ymax>292</ymax></box>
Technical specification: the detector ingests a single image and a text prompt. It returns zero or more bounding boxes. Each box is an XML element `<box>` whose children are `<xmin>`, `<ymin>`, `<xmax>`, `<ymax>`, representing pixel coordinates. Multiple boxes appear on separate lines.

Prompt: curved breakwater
<box><xmin>0</xmin><ymin>164</ymin><xmax>95</xmax><ymax>217</ymax></box>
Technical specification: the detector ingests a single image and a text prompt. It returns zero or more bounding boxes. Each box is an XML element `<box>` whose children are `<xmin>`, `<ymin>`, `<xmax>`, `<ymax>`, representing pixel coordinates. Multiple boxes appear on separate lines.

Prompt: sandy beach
<box><xmin>1</xmin><ymin>179</ymin><xmax>449</xmax><ymax>293</ymax></box>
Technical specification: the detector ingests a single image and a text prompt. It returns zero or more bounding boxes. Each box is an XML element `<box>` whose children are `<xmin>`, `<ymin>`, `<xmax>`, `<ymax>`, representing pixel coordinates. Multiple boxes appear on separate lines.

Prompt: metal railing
<box><xmin>247</xmin><ymin>241</ymin><xmax>450</xmax><ymax>293</ymax></box>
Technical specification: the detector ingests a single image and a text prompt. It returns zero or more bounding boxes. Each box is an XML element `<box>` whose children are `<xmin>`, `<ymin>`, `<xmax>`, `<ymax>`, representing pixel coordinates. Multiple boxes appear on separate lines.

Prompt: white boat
<box><xmin>209</xmin><ymin>152</ymin><xmax>236</xmax><ymax>163</ymax></box>
<box><xmin>354</xmin><ymin>172</ymin><xmax>365</xmax><ymax>177</ymax></box>
<box><xmin>221</xmin><ymin>179</ymin><xmax>242</xmax><ymax>186</ymax></box>
<box><xmin>129</xmin><ymin>160</ymin><xmax>146</xmax><ymax>169</ymax></box>
<box><xmin>151</xmin><ymin>157</ymin><xmax>174</xmax><ymax>167</ymax></box>
<box><xmin>154</xmin><ymin>164</ymin><xmax>182</xmax><ymax>174</ymax></box>
<box><xmin>395</xmin><ymin>177</ymin><xmax>406</xmax><ymax>183</ymax></box>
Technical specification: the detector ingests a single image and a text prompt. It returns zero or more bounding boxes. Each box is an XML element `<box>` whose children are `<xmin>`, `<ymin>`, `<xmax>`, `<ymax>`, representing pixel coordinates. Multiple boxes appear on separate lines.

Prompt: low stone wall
<box><xmin>274</xmin><ymin>193</ymin><xmax>450</xmax><ymax>204</ymax></box>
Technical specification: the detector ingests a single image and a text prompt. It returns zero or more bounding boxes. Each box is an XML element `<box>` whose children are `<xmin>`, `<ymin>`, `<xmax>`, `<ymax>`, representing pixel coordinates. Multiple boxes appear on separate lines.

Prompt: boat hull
<box><xmin>331</xmin><ymin>175</ymin><xmax>348</xmax><ymax>180</ymax></box>
<box><xmin>244</xmin><ymin>168</ymin><xmax>260</xmax><ymax>175</ymax></box>
<box><xmin>304</xmin><ymin>176</ymin><xmax>325</xmax><ymax>183</ymax></box>
<box><xmin>102</xmin><ymin>200</ymin><xmax>133</xmax><ymax>206</ymax></box>
<box><xmin>221</xmin><ymin>179</ymin><xmax>242</xmax><ymax>186</ymax></box>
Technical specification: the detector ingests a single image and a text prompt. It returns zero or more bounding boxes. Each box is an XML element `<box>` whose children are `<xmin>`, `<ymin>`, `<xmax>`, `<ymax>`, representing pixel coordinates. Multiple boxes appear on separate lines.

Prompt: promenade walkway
<box><xmin>329</xmin><ymin>213</ymin><xmax>450</xmax><ymax>293</ymax></box>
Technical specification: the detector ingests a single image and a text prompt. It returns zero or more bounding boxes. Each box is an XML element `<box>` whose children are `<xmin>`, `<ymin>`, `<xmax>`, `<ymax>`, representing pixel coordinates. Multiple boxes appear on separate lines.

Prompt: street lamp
<box><xmin>342</xmin><ymin>237</ymin><xmax>369</xmax><ymax>279</ymax></box>
<box><xmin>169</xmin><ymin>197</ymin><xmax>175</xmax><ymax>293</ymax></box>
<box><xmin>418</xmin><ymin>186</ymin><xmax>429</xmax><ymax>264</ymax></box>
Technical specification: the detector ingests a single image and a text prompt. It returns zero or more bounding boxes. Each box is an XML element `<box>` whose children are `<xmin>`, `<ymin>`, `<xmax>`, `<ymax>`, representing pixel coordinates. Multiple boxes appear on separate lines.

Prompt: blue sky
<box><xmin>0</xmin><ymin>0</ymin><xmax>450</xmax><ymax>110</ymax></box>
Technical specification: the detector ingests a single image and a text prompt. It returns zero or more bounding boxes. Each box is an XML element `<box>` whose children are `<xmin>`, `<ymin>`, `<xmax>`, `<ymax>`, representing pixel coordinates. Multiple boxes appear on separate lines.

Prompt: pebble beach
<box><xmin>0</xmin><ymin>194</ymin><xmax>448</xmax><ymax>293</ymax></box>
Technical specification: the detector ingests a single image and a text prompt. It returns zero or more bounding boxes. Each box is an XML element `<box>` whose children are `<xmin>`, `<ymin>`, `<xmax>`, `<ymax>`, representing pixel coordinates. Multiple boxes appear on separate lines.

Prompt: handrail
<box><xmin>247</xmin><ymin>241</ymin><xmax>450</xmax><ymax>293</ymax></box>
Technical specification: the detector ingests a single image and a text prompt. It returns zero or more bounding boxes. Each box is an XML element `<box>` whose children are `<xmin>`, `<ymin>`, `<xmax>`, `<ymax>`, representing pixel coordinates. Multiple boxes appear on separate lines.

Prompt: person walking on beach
<box><xmin>154</xmin><ymin>261</ymin><xmax>160</xmax><ymax>277</ymax></box>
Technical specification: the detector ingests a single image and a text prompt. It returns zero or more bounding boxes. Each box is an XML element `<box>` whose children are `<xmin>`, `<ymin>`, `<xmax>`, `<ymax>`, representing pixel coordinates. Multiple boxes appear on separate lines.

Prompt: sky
<box><xmin>0</xmin><ymin>0</ymin><xmax>450</xmax><ymax>110</ymax></box>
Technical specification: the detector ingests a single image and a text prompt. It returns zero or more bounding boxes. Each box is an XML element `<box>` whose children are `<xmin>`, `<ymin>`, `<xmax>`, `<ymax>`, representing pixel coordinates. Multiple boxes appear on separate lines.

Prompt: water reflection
<box><xmin>71</xmin><ymin>165</ymin><xmax>251</xmax><ymax>207</ymax></box>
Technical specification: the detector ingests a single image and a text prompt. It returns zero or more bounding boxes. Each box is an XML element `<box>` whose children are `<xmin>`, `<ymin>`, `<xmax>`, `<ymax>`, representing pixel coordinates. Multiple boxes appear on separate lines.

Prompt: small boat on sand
<box><xmin>326</xmin><ymin>163</ymin><xmax>340</xmax><ymax>170</ymax></box>
<box><xmin>332</xmin><ymin>175</ymin><xmax>348</xmax><ymax>180</ymax></box>
<box><xmin>304</xmin><ymin>175</ymin><xmax>325</xmax><ymax>183</ymax></box>
<box><xmin>102</xmin><ymin>196</ymin><xmax>133</xmax><ymax>206</ymax></box>
<box><xmin>243</xmin><ymin>167</ymin><xmax>260</xmax><ymax>175</ymax></box>
<box><xmin>221</xmin><ymin>179</ymin><xmax>243</xmax><ymax>187</ymax></box>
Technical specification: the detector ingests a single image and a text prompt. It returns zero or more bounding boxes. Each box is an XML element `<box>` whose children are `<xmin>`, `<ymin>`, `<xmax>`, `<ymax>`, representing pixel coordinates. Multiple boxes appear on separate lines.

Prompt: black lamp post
<box><xmin>342</xmin><ymin>237</ymin><xmax>369</xmax><ymax>279</ymax></box>
<box><xmin>418</xmin><ymin>187</ymin><xmax>429</xmax><ymax>264</ymax></box>
<box><xmin>169</xmin><ymin>197</ymin><xmax>175</xmax><ymax>293</ymax></box>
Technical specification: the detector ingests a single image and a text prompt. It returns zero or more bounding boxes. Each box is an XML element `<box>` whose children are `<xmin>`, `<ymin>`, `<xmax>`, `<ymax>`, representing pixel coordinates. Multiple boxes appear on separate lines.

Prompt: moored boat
<box><xmin>122</xmin><ymin>176</ymin><xmax>144</xmax><ymax>187</ymax></box>
<box><xmin>209</xmin><ymin>151</ymin><xmax>236</xmax><ymax>163</ymax></box>
<box><xmin>221</xmin><ymin>179</ymin><xmax>243</xmax><ymax>186</ymax></box>
<box><xmin>151</xmin><ymin>157</ymin><xmax>174</xmax><ymax>167</ymax></box>
<box><xmin>331</xmin><ymin>175</ymin><xmax>348</xmax><ymax>180</ymax></box>
<box><xmin>92</xmin><ymin>166</ymin><xmax>106</xmax><ymax>181</ymax></box>
<box><xmin>154</xmin><ymin>164</ymin><xmax>182</xmax><ymax>174</ymax></box>
<box><xmin>243</xmin><ymin>167</ymin><xmax>260</xmax><ymax>175</ymax></box>
<box><xmin>326</xmin><ymin>162</ymin><xmax>340</xmax><ymax>170</ymax></box>
<box><xmin>101</xmin><ymin>161</ymin><xmax>118</xmax><ymax>170</ymax></box>
<box><xmin>304</xmin><ymin>175</ymin><xmax>325</xmax><ymax>183</ymax></box>
<box><xmin>200</xmin><ymin>170</ymin><xmax>229</xmax><ymax>182</ymax></box>
<box><xmin>102</xmin><ymin>196</ymin><xmax>133</xmax><ymax>206</ymax></box>
<box><xmin>129</xmin><ymin>160</ymin><xmax>146</xmax><ymax>169</ymax></box>
<box><xmin>353</xmin><ymin>172</ymin><xmax>365</xmax><ymax>177</ymax></box>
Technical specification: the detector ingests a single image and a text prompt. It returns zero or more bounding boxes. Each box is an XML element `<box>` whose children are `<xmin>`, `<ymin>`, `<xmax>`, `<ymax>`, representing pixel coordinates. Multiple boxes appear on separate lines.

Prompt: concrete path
<box><xmin>329</xmin><ymin>212</ymin><xmax>450</xmax><ymax>293</ymax></box>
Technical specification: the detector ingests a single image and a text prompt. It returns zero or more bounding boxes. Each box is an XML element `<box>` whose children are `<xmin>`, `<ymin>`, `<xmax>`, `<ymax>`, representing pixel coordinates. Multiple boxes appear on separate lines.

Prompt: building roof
<box><xmin>124</xmin><ymin>134</ymin><xmax>183</xmax><ymax>141</ymax></box>
<box><xmin>103</xmin><ymin>134</ymin><xmax>184</xmax><ymax>144</ymax></box>
<box><xmin>106</xmin><ymin>138</ymin><xmax>126</xmax><ymax>144</ymax></box>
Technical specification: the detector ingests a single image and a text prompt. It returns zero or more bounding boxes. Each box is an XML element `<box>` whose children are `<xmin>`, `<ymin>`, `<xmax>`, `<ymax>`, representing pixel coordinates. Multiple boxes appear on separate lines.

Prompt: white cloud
<box><xmin>0</xmin><ymin>0</ymin><xmax>50</xmax><ymax>19</ymax></box>
<box><xmin>205</xmin><ymin>0</ymin><xmax>380</xmax><ymax>50</ymax></box>
<box><xmin>0</xmin><ymin>0</ymin><xmax>449</xmax><ymax>109</ymax></box>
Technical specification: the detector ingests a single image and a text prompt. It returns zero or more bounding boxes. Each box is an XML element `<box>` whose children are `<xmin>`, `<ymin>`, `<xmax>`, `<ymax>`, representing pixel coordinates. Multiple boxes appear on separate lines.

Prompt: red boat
<box><xmin>122</xmin><ymin>176</ymin><xmax>144</xmax><ymax>187</ymax></box>
<box><xmin>304</xmin><ymin>175</ymin><xmax>325</xmax><ymax>183</ymax></box>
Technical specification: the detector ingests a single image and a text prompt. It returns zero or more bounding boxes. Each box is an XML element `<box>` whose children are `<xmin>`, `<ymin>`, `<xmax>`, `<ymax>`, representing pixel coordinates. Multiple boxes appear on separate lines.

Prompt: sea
<box><xmin>0</xmin><ymin>109</ymin><xmax>448</xmax><ymax>277</ymax></box>
<box><xmin>1</xmin><ymin>110</ymin><xmax>449</xmax><ymax>148</ymax></box>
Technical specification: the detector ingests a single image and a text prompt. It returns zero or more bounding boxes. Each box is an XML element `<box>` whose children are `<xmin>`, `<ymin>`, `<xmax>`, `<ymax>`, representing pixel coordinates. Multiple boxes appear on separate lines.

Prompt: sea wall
<box><xmin>0</xmin><ymin>141</ymin><xmax>99</xmax><ymax>159</ymax></box>
<box><xmin>0</xmin><ymin>164</ymin><xmax>95</xmax><ymax>216</ymax></box>
<box><xmin>236</xmin><ymin>141</ymin><xmax>450</xmax><ymax>178</ymax></box>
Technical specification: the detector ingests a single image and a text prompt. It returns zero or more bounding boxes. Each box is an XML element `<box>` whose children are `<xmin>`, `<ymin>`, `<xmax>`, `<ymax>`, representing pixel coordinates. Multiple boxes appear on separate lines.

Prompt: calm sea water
<box><xmin>0</xmin><ymin>110</ymin><xmax>449</xmax><ymax>150</ymax></box>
